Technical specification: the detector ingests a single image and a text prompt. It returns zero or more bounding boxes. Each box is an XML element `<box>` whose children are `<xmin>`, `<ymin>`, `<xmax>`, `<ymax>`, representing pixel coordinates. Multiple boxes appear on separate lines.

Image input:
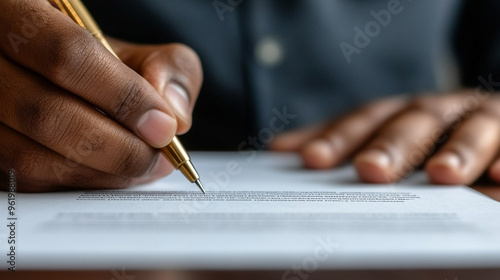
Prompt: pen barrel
<box><xmin>161</xmin><ymin>137</ymin><xmax>199</xmax><ymax>182</ymax></box>
<box><xmin>50</xmin><ymin>0</ymin><xmax>118</xmax><ymax>58</ymax></box>
<box><xmin>161</xmin><ymin>137</ymin><xmax>189</xmax><ymax>168</ymax></box>
<box><xmin>178</xmin><ymin>161</ymin><xmax>200</xmax><ymax>183</ymax></box>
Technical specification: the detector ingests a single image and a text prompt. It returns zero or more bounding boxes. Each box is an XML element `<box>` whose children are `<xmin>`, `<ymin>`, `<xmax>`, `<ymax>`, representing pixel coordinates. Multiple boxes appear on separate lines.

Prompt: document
<box><xmin>1</xmin><ymin>152</ymin><xmax>500</xmax><ymax>270</ymax></box>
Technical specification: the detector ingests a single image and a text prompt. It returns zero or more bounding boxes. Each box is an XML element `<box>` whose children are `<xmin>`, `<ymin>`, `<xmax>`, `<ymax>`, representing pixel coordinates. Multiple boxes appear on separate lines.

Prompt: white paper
<box><xmin>1</xmin><ymin>152</ymin><xmax>500</xmax><ymax>270</ymax></box>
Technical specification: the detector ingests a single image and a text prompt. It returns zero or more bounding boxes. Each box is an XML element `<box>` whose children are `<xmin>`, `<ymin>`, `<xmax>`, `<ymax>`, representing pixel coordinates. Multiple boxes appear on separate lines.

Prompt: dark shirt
<box><xmin>84</xmin><ymin>0</ymin><xmax>500</xmax><ymax>150</ymax></box>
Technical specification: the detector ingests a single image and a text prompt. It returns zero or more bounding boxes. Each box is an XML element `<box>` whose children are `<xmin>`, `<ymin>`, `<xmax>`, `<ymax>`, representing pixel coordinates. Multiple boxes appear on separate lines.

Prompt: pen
<box><xmin>49</xmin><ymin>0</ymin><xmax>206</xmax><ymax>194</ymax></box>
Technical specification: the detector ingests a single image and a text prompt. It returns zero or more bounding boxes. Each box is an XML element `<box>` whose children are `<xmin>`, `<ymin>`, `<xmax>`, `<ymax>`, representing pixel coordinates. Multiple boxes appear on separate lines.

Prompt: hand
<box><xmin>270</xmin><ymin>91</ymin><xmax>500</xmax><ymax>185</ymax></box>
<box><xmin>0</xmin><ymin>0</ymin><xmax>202</xmax><ymax>191</ymax></box>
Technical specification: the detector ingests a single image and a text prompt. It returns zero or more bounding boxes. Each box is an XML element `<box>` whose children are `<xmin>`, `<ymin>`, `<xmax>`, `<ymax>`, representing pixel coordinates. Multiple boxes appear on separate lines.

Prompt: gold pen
<box><xmin>49</xmin><ymin>0</ymin><xmax>206</xmax><ymax>193</ymax></box>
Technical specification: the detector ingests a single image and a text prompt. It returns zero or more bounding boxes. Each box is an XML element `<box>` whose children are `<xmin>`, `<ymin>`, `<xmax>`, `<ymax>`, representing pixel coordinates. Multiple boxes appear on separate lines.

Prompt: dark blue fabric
<box><xmin>82</xmin><ymin>0</ymin><xmax>499</xmax><ymax>150</ymax></box>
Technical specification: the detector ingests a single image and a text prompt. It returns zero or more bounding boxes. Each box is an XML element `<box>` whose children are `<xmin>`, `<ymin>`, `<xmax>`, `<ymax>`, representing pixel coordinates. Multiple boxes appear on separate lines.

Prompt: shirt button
<box><xmin>255</xmin><ymin>37</ymin><xmax>284</xmax><ymax>67</ymax></box>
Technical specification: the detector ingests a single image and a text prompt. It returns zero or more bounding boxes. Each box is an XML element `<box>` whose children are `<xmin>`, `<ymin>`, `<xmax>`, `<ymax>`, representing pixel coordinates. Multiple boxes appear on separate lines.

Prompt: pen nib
<box><xmin>195</xmin><ymin>179</ymin><xmax>206</xmax><ymax>194</ymax></box>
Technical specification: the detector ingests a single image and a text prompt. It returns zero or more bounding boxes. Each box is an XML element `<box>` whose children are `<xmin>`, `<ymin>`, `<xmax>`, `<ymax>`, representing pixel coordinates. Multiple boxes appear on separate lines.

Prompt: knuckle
<box><xmin>409</xmin><ymin>95</ymin><xmax>436</xmax><ymax>112</ymax></box>
<box><xmin>407</xmin><ymin>95</ymin><xmax>446</xmax><ymax>122</ymax></box>
<box><xmin>477</xmin><ymin>103</ymin><xmax>500</xmax><ymax>119</ymax></box>
<box><xmin>42</xmin><ymin>32</ymin><xmax>98</xmax><ymax>87</ymax></box>
<box><xmin>113</xmin><ymin>138</ymin><xmax>152</xmax><ymax>177</ymax></box>
<box><xmin>112</xmin><ymin>80</ymin><xmax>147</xmax><ymax>122</ymax></box>
<box><xmin>18</xmin><ymin>94</ymin><xmax>76</xmax><ymax>146</ymax></box>
<box><xmin>358</xmin><ymin>104</ymin><xmax>386</xmax><ymax>121</ymax></box>
<box><xmin>167</xmin><ymin>43</ymin><xmax>203</xmax><ymax>79</ymax></box>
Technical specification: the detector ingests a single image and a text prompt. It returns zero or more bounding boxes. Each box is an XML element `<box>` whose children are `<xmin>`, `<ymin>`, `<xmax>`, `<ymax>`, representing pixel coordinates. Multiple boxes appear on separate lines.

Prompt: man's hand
<box><xmin>270</xmin><ymin>92</ymin><xmax>500</xmax><ymax>185</ymax></box>
<box><xmin>0</xmin><ymin>0</ymin><xmax>202</xmax><ymax>191</ymax></box>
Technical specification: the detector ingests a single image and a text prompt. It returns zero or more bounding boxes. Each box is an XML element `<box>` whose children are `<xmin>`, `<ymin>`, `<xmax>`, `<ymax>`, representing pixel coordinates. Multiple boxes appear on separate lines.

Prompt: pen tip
<box><xmin>195</xmin><ymin>180</ymin><xmax>206</xmax><ymax>194</ymax></box>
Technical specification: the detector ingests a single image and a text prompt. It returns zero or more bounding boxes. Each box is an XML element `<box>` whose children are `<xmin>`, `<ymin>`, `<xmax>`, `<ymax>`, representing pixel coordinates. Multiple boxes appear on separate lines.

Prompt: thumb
<box><xmin>111</xmin><ymin>39</ymin><xmax>203</xmax><ymax>134</ymax></box>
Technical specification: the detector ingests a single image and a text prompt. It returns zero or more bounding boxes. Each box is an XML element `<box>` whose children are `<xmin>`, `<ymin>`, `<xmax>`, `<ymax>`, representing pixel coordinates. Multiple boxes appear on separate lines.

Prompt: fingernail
<box><xmin>444</xmin><ymin>153</ymin><xmax>461</xmax><ymax>169</ymax></box>
<box><xmin>357</xmin><ymin>149</ymin><xmax>391</xmax><ymax>168</ymax></box>
<box><xmin>302</xmin><ymin>139</ymin><xmax>336</xmax><ymax>169</ymax></box>
<box><xmin>426</xmin><ymin>152</ymin><xmax>463</xmax><ymax>184</ymax></box>
<box><xmin>165</xmin><ymin>83</ymin><xmax>190</xmax><ymax>121</ymax></box>
<box><xmin>433</xmin><ymin>152</ymin><xmax>462</xmax><ymax>170</ymax></box>
<box><xmin>137</xmin><ymin>109</ymin><xmax>176</xmax><ymax>147</ymax></box>
<box><xmin>354</xmin><ymin>149</ymin><xmax>394</xmax><ymax>183</ymax></box>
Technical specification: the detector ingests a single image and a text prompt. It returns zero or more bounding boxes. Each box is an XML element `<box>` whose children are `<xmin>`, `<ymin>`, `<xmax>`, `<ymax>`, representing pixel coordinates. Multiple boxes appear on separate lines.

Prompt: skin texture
<box><xmin>1</xmin><ymin>1</ymin><xmax>497</xmax><ymax>191</ymax></box>
<box><xmin>0</xmin><ymin>0</ymin><xmax>202</xmax><ymax>192</ymax></box>
<box><xmin>270</xmin><ymin>92</ymin><xmax>500</xmax><ymax>185</ymax></box>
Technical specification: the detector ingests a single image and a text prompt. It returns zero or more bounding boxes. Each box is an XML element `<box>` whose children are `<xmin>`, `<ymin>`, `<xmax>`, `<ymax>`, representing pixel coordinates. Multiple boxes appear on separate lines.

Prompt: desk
<box><xmin>2</xmin><ymin>268</ymin><xmax>500</xmax><ymax>280</ymax></box>
<box><xmin>473</xmin><ymin>186</ymin><xmax>500</xmax><ymax>202</ymax></box>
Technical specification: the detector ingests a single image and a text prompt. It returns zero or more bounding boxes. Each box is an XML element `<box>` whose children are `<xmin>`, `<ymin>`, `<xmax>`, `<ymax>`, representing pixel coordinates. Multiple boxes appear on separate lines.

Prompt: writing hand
<box><xmin>0</xmin><ymin>0</ymin><xmax>202</xmax><ymax>191</ymax></box>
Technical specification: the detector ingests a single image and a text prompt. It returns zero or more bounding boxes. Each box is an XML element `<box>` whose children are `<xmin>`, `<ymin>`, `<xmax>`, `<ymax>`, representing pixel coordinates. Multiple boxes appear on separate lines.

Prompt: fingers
<box><xmin>300</xmin><ymin>97</ymin><xmax>408</xmax><ymax>169</ymax></box>
<box><xmin>298</xmin><ymin>93</ymin><xmax>500</xmax><ymax>185</ymax></box>
<box><xmin>354</xmin><ymin>110</ymin><xmax>441</xmax><ymax>183</ymax></box>
<box><xmin>110</xmin><ymin>39</ymin><xmax>203</xmax><ymax>134</ymax></box>
<box><xmin>269</xmin><ymin>123</ymin><xmax>326</xmax><ymax>152</ymax></box>
<box><xmin>427</xmin><ymin>110</ymin><xmax>500</xmax><ymax>185</ymax></box>
<box><xmin>0</xmin><ymin>122</ymin><xmax>173</xmax><ymax>192</ymax></box>
<box><xmin>354</xmin><ymin>96</ymin><xmax>464</xmax><ymax>183</ymax></box>
<box><xmin>0</xmin><ymin>0</ymin><xmax>176</xmax><ymax>148</ymax></box>
<box><xmin>0</xmin><ymin>1</ymin><xmax>202</xmax><ymax>191</ymax></box>
<box><xmin>0</xmin><ymin>52</ymin><xmax>167</xmax><ymax>179</ymax></box>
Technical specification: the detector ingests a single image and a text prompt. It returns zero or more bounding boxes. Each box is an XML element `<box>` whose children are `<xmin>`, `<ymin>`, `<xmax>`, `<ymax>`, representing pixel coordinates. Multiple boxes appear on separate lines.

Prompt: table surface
<box><xmin>473</xmin><ymin>186</ymin><xmax>500</xmax><ymax>202</ymax></box>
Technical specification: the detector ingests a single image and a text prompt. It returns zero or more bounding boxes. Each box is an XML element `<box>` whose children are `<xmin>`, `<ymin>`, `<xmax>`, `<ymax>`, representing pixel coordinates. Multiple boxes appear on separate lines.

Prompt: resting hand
<box><xmin>270</xmin><ymin>91</ymin><xmax>500</xmax><ymax>185</ymax></box>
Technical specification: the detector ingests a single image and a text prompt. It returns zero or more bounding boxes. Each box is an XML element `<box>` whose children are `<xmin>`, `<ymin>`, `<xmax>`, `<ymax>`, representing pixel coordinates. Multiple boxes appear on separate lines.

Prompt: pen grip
<box><xmin>50</xmin><ymin>0</ymin><xmax>194</xmax><ymax>180</ymax></box>
<box><xmin>161</xmin><ymin>137</ymin><xmax>190</xmax><ymax>168</ymax></box>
